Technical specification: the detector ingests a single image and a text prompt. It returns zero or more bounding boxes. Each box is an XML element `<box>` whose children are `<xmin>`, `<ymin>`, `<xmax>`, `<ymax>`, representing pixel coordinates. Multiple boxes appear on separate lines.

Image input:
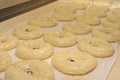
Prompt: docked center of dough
<box><xmin>68</xmin><ymin>57</ymin><xmax>75</xmax><ymax>62</ymax></box>
<box><xmin>89</xmin><ymin>41</ymin><xmax>97</xmax><ymax>47</ymax></box>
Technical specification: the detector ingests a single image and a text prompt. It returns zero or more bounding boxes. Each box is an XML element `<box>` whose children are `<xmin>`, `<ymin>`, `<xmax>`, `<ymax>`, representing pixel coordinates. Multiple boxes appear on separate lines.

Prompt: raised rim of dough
<box><xmin>76</xmin><ymin>14</ymin><xmax>100</xmax><ymax>26</ymax></box>
<box><xmin>0</xmin><ymin>34</ymin><xmax>19</xmax><ymax>51</ymax></box>
<box><xmin>92</xmin><ymin>27</ymin><xmax>120</xmax><ymax>42</ymax></box>
<box><xmin>62</xmin><ymin>22</ymin><xmax>92</xmax><ymax>35</ymax></box>
<box><xmin>101</xmin><ymin>19</ymin><xmax>120</xmax><ymax>30</ymax></box>
<box><xmin>0</xmin><ymin>51</ymin><xmax>12</xmax><ymax>72</ymax></box>
<box><xmin>15</xmin><ymin>40</ymin><xmax>54</xmax><ymax>60</ymax></box>
<box><xmin>28</xmin><ymin>17</ymin><xmax>58</xmax><ymax>28</ymax></box>
<box><xmin>83</xmin><ymin>4</ymin><xmax>109</xmax><ymax>18</ymax></box>
<box><xmin>111</xmin><ymin>8</ymin><xmax>120</xmax><ymax>15</ymax></box>
<box><xmin>44</xmin><ymin>30</ymin><xmax>77</xmax><ymax>47</ymax></box>
<box><xmin>106</xmin><ymin>13</ymin><xmax>120</xmax><ymax>22</ymax></box>
<box><xmin>5</xmin><ymin>60</ymin><xmax>54</xmax><ymax>80</ymax></box>
<box><xmin>53</xmin><ymin>11</ymin><xmax>76</xmax><ymax>21</ymax></box>
<box><xmin>12</xmin><ymin>25</ymin><xmax>43</xmax><ymax>40</ymax></box>
<box><xmin>52</xmin><ymin>50</ymin><xmax>97</xmax><ymax>75</ymax></box>
<box><xmin>55</xmin><ymin>5</ymin><xmax>76</xmax><ymax>13</ymax></box>
<box><xmin>77</xmin><ymin>37</ymin><xmax>114</xmax><ymax>57</ymax></box>
<box><xmin>66</xmin><ymin>2</ymin><xmax>88</xmax><ymax>10</ymax></box>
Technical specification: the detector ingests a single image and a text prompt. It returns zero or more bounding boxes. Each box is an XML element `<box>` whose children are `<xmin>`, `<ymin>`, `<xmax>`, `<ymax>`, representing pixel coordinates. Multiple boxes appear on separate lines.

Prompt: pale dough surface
<box><xmin>62</xmin><ymin>22</ymin><xmax>92</xmax><ymax>35</ymax></box>
<box><xmin>16</xmin><ymin>40</ymin><xmax>54</xmax><ymax>60</ymax></box>
<box><xmin>106</xmin><ymin>13</ymin><xmax>120</xmax><ymax>22</ymax></box>
<box><xmin>83</xmin><ymin>4</ymin><xmax>109</xmax><ymax>18</ymax></box>
<box><xmin>13</xmin><ymin>25</ymin><xmax>43</xmax><ymax>40</ymax></box>
<box><xmin>0</xmin><ymin>51</ymin><xmax>12</xmax><ymax>72</ymax></box>
<box><xmin>0</xmin><ymin>34</ymin><xmax>19</xmax><ymax>51</ymax></box>
<box><xmin>44</xmin><ymin>30</ymin><xmax>77</xmax><ymax>47</ymax></box>
<box><xmin>55</xmin><ymin>5</ymin><xmax>76</xmax><ymax>13</ymax></box>
<box><xmin>52</xmin><ymin>50</ymin><xmax>97</xmax><ymax>75</ymax></box>
<box><xmin>92</xmin><ymin>28</ymin><xmax>120</xmax><ymax>42</ymax></box>
<box><xmin>28</xmin><ymin>17</ymin><xmax>58</xmax><ymax>28</ymax></box>
<box><xmin>53</xmin><ymin>11</ymin><xmax>76</xmax><ymax>21</ymax></box>
<box><xmin>76</xmin><ymin>14</ymin><xmax>100</xmax><ymax>26</ymax></box>
<box><xmin>101</xmin><ymin>19</ymin><xmax>120</xmax><ymax>30</ymax></box>
<box><xmin>5</xmin><ymin>60</ymin><xmax>54</xmax><ymax>80</ymax></box>
<box><xmin>77</xmin><ymin>37</ymin><xmax>114</xmax><ymax>57</ymax></box>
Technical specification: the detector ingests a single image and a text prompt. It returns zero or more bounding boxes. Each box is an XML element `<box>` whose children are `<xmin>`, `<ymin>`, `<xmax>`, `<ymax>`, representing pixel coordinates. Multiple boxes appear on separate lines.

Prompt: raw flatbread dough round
<box><xmin>5</xmin><ymin>60</ymin><xmax>54</xmax><ymax>80</ymax></box>
<box><xmin>83</xmin><ymin>4</ymin><xmax>109</xmax><ymax>18</ymax></box>
<box><xmin>92</xmin><ymin>28</ymin><xmax>120</xmax><ymax>42</ymax></box>
<box><xmin>0</xmin><ymin>34</ymin><xmax>19</xmax><ymax>51</ymax></box>
<box><xmin>0</xmin><ymin>51</ymin><xmax>12</xmax><ymax>72</ymax></box>
<box><xmin>62</xmin><ymin>22</ymin><xmax>92</xmax><ymax>35</ymax></box>
<box><xmin>101</xmin><ymin>19</ymin><xmax>120</xmax><ymax>30</ymax></box>
<box><xmin>106</xmin><ymin>13</ymin><xmax>120</xmax><ymax>22</ymax></box>
<box><xmin>53</xmin><ymin>11</ymin><xmax>76</xmax><ymax>21</ymax></box>
<box><xmin>28</xmin><ymin>17</ymin><xmax>58</xmax><ymax>28</ymax></box>
<box><xmin>77</xmin><ymin>37</ymin><xmax>114</xmax><ymax>57</ymax></box>
<box><xmin>55</xmin><ymin>5</ymin><xmax>76</xmax><ymax>13</ymax></box>
<box><xmin>44</xmin><ymin>30</ymin><xmax>77</xmax><ymax>47</ymax></box>
<box><xmin>112</xmin><ymin>8</ymin><xmax>120</xmax><ymax>15</ymax></box>
<box><xmin>52</xmin><ymin>50</ymin><xmax>97</xmax><ymax>75</ymax></box>
<box><xmin>76</xmin><ymin>14</ymin><xmax>100</xmax><ymax>26</ymax></box>
<box><xmin>13</xmin><ymin>25</ymin><xmax>43</xmax><ymax>40</ymax></box>
<box><xmin>16</xmin><ymin>40</ymin><xmax>54</xmax><ymax>60</ymax></box>
<box><xmin>66</xmin><ymin>2</ymin><xmax>88</xmax><ymax>10</ymax></box>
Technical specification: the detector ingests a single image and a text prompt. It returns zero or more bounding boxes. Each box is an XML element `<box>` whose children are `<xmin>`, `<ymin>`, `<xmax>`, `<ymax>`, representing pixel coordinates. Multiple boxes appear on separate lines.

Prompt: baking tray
<box><xmin>0</xmin><ymin>1</ymin><xmax>120</xmax><ymax>80</ymax></box>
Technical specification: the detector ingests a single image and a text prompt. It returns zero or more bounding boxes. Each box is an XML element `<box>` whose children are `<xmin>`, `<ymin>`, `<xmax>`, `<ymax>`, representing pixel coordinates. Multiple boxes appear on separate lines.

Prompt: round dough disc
<box><xmin>13</xmin><ymin>25</ymin><xmax>43</xmax><ymax>40</ymax></box>
<box><xmin>28</xmin><ymin>17</ymin><xmax>58</xmax><ymax>28</ymax></box>
<box><xmin>62</xmin><ymin>22</ymin><xmax>92</xmax><ymax>35</ymax></box>
<box><xmin>44</xmin><ymin>30</ymin><xmax>77</xmax><ymax>47</ymax></box>
<box><xmin>52</xmin><ymin>50</ymin><xmax>97</xmax><ymax>75</ymax></box>
<box><xmin>0</xmin><ymin>34</ymin><xmax>19</xmax><ymax>51</ymax></box>
<box><xmin>5</xmin><ymin>60</ymin><xmax>54</xmax><ymax>80</ymax></box>
<box><xmin>92</xmin><ymin>28</ymin><xmax>120</xmax><ymax>42</ymax></box>
<box><xmin>77</xmin><ymin>37</ymin><xmax>114</xmax><ymax>57</ymax></box>
<box><xmin>0</xmin><ymin>51</ymin><xmax>12</xmax><ymax>72</ymax></box>
<box><xmin>16</xmin><ymin>40</ymin><xmax>54</xmax><ymax>60</ymax></box>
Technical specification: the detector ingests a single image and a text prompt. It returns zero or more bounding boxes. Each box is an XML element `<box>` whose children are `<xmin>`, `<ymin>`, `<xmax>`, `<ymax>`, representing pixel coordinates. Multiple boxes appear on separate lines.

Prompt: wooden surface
<box><xmin>0</xmin><ymin>1</ymin><xmax>120</xmax><ymax>80</ymax></box>
<box><xmin>0</xmin><ymin>0</ymin><xmax>30</xmax><ymax>9</ymax></box>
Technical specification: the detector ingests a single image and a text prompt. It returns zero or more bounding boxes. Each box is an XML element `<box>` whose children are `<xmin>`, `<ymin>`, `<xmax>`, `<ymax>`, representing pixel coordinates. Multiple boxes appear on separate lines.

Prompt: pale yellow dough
<box><xmin>62</xmin><ymin>22</ymin><xmax>92</xmax><ymax>35</ymax></box>
<box><xmin>5</xmin><ymin>60</ymin><xmax>54</xmax><ymax>80</ymax></box>
<box><xmin>28</xmin><ymin>17</ymin><xmax>58</xmax><ymax>28</ymax></box>
<box><xmin>93</xmin><ymin>0</ymin><xmax>119</xmax><ymax>4</ymax></box>
<box><xmin>77</xmin><ymin>37</ymin><xmax>114</xmax><ymax>57</ymax></box>
<box><xmin>76</xmin><ymin>14</ymin><xmax>100</xmax><ymax>26</ymax></box>
<box><xmin>0</xmin><ymin>34</ymin><xmax>19</xmax><ymax>51</ymax></box>
<box><xmin>62</xmin><ymin>76</ymin><xmax>87</xmax><ymax>80</ymax></box>
<box><xmin>106</xmin><ymin>13</ymin><xmax>120</xmax><ymax>22</ymax></box>
<box><xmin>55</xmin><ymin>5</ymin><xmax>76</xmax><ymax>13</ymax></box>
<box><xmin>66</xmin><ymin>2</ymin><xmax>88</xmax><ymax>10</ymax></box>
<box><xmin>112</xmin><ymin>8</ymin><xmax>120</xmax><ymax>15</ymax></box>
<box><xmin>0</xmin><ymin>51</ymin><xmax>12</xmax><ymax>72</ymax></box>
<box><xmin>92</xmin><ymin>28</ymin><xmax>120</xmax><ymax>42</ymax></box>
<box><xmin>101</xmin><ymin>19</ymin><xmax>120</xmax><ymax>30</ymax></box>
<box><xmin>52</xmin><ymin>50</ymin><xmax>97</xmax><ymax>75</ymax></box>
<box><xmin>44</xmin><ymin>30</ymin><xmax>77</xmax><ymax>47</ymax></box>
<box><xmin>16</xmin><ymin>40</ymin><xmax>54</xmax><ymax>60</ymax></box>
<box><xmin>13</xmin><ymin>25</ymin><xmax>43</xmax><ymax>40</ymax></box>
<box><xmin>53</xmin><ymin>11</ymin><xmax>76</xmax><ymax>21</ymax></box>
<box><xmin>83</xmin><ymin>4</ymin><xmax>109</xmax><ymax>18</ymax></box>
